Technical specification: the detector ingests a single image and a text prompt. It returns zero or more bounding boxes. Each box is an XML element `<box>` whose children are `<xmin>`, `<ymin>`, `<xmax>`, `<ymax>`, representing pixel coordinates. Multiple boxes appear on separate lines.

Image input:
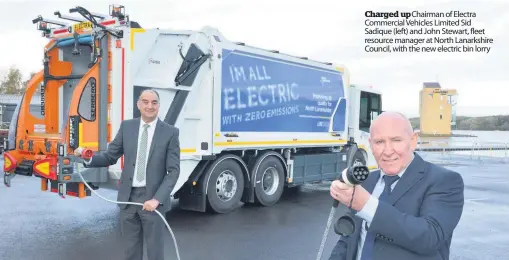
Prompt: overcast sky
<box><xmin>1</xmin><ymin>0</ymin><xmax>507</xmax><ymax>117</ymax></box>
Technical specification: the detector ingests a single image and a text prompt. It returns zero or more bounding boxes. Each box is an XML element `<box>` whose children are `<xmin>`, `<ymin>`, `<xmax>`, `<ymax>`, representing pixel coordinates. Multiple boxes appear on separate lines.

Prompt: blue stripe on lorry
<box><xmin>220</xmin><ymin>49</ymin><xmax>347</xmax><ymax>133</ymax></box>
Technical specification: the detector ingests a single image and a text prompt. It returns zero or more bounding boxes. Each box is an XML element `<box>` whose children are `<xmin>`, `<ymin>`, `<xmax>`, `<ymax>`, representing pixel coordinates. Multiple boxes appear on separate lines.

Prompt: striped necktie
<box><xmin>135</xmin><ymin>124</ymin><xmax>150</xmax><ymax>183</ymax></box>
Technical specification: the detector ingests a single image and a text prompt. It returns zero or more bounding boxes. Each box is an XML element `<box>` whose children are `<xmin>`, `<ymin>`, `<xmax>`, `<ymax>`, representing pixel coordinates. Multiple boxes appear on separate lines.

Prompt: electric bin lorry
<box><xmin>3</xmin><ymin>5</ymin><xmax>383</xmax><ymax>214</ymax></box>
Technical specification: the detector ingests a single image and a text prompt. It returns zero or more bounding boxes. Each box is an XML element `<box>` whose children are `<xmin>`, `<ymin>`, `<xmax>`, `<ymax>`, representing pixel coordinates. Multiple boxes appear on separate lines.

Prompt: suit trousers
<box><xmin>119</xmin><ymin>187</ymin><xmax>164</xmax><ymax>260</ymax></box>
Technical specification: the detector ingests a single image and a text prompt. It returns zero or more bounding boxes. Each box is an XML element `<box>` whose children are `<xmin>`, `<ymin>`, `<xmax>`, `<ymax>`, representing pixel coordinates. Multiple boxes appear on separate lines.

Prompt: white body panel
<box><xmin>124</xmin><ymin>28</ymin><xmax>353</xmax><ymax>148</ymax></box>
<box><xmin>117</xmin><ymin>27</ymin><xmax>352</xmax><ymax>193</ymax></box>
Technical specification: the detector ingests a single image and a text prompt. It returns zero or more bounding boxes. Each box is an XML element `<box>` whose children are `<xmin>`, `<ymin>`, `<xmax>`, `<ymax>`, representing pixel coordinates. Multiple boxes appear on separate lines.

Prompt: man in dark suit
<box><xmin>329</xmin><ymin>111</ymin><xmax>464</xmax><ymax>260</ymax></box>
<box><xmin>75</xmin><ymin>89</ymin><xmax>180</xmax><ymax>260</ymax></box>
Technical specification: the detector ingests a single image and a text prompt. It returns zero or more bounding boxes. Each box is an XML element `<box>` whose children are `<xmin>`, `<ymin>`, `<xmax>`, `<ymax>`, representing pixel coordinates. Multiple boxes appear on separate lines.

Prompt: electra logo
<box><xmin>320</xmin><ymin>76</ymin><xmax>330</xmax><ymax>86</ymax></box>
<box><xmin>149</xmin><ymin>58</ymin><xmax>161</xmax><ymax>64</ymax></box>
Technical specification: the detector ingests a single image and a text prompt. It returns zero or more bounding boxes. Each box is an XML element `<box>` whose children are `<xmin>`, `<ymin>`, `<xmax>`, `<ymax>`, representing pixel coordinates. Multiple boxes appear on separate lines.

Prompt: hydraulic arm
<box><xmin>3</xmin><ymin>5</ymin><xmax>125</xmax><ymax>199</ymax></box>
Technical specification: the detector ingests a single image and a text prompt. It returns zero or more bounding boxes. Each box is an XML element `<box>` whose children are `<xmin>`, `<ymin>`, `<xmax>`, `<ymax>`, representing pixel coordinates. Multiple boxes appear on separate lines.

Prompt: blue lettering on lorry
<box><xmin>220</xmin><ymin>49</ymin><xmax>346</xmax><ymax>132</ymax></box>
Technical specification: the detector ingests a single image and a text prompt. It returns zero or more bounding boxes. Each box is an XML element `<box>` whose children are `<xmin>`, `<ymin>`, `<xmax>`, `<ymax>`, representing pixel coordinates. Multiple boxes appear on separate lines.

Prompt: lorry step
<box><xmin>15</xmin><ymin>160</ymin><xmax>35</xmax><ymax>176</ymax></box>
<box><xmin>48</xmin><ymin>180</ymin><xmax>92</xmax><ymax>198</ymax></box>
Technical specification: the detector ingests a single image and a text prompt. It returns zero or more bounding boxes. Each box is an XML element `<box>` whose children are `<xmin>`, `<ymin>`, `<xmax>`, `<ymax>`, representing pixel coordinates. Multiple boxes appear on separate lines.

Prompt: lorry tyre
<box><xmin>253</xmin><ymin>155</ymin><xmax>285</xmax><ymax>207</ymax></box>
<box><xmin>206</xmin><ymin>158</ymin><xmax>245</xmax><ymax>214</ymax></box>
<box><xmin>352</xmin><ymin>150</ymin><xmax>366</xmax><ymax>167</ymax></box>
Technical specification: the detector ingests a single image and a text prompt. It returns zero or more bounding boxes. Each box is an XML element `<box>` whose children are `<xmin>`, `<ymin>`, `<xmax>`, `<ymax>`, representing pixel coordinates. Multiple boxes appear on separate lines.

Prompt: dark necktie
<box><xmin>360</xmin><ymin>175</ymin><xmax>400</xmax><ymax>260</ymax></box>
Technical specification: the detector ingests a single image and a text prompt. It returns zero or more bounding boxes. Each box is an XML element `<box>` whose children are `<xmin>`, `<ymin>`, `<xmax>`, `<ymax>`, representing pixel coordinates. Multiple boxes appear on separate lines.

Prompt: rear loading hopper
<box><xmin>3</xmin><ymin>6</ymin><xmax>119</xmax><ymax>198</ymax></box>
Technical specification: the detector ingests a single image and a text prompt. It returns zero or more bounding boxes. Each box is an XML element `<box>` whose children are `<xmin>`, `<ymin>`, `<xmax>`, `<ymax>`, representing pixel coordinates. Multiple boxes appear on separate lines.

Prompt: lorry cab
<box><xmin>347</xmin><ymin>84</ymin><xmax>383</xmax><ymax>170</ymax></box>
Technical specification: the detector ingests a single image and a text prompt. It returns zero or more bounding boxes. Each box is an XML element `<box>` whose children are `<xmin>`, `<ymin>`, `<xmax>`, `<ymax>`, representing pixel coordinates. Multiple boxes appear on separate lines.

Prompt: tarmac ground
<box><xmin>0</xmin><ymin>152</ymin><xmax>507</xmax><ymax>260</ymax></box>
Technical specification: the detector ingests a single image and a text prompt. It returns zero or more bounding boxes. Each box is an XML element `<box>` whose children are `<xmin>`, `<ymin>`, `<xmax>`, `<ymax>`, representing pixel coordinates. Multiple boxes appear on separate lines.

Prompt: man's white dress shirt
<box><xmin>355</xmin><ymin>154</ymin><xmax>415</xmax><ymax>260</ymax></box>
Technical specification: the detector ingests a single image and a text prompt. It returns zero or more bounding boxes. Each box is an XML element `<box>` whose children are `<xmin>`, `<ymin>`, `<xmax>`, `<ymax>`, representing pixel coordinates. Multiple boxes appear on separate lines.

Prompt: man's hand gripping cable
<box><xmin>75</xmin><ymin>149</ymin><xmax>181</xmax><ymax>260</ymax></box>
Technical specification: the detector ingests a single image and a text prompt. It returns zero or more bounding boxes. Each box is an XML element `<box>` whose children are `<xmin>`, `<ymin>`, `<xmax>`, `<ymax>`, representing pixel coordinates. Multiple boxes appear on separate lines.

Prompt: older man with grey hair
<box><xmin>329</xmin><ymin>111</ymin><xmax>464</xmax><ymax>260</ymax></box>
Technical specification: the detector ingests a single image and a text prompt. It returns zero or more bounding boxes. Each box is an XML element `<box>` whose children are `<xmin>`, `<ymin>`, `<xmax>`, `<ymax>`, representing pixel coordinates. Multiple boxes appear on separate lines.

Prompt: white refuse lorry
<box><xmin>3</xmin><ymin>5</ymin><xmax>383</xmax><ymax>214</ymax></box>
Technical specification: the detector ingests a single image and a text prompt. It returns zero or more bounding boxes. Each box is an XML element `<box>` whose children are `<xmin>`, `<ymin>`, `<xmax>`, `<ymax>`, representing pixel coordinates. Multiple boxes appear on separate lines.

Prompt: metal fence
<box><xmin>416</xmin><ymin>140</ymin><xmax>508</xmax><ymax>164</ymax></box>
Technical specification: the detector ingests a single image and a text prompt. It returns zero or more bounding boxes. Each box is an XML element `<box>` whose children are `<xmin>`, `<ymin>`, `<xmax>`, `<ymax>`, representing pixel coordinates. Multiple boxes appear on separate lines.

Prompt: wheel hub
<box><xmin>262</xmin><ymin>167</ymin><xmax>279</xmax><ymax>196</ymax></box>
<box><xmin>216</xmin><ymin>170</ymin><xmax>237</xmax><ymax>201</ymax></box>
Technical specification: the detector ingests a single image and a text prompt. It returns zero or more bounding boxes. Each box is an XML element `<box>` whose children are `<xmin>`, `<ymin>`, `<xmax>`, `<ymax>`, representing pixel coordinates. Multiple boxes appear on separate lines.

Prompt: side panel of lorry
<box><xmin>219</xmin><ymin>49</ymin><xmax>346</xmax><ymax>133</ymax></box>
<box><xmin>213</xmin><ymin>46</ymin><xmax>348</xmax><ymax>153</ymax></box>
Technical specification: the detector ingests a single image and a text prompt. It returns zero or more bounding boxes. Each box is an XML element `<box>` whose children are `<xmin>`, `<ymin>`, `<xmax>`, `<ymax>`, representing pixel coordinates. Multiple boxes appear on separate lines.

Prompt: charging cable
<box><xmin>315</xmin><ymin>165</ymin><xmax>370</xmax><ymax>260</ymax></box>
<box><xmin>74</xmin><ymin>161</ymin><xmax>182</xmax><ymax>260</ymax></box>
<box><xmin>315</xmin><ymin>202</ymin><xmax>339</xmax><ymax>260</ymax></box>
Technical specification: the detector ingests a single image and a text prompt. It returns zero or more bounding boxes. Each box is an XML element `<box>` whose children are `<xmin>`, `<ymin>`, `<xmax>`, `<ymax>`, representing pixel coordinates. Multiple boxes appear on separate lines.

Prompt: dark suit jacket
<box><xmin>85</xmin><ymin>118</ymin><xmax>180</xmax><ymax>212</ymax></box>
<box><xmin>329</xmin><ymin>153</ymin><xmax>464</xmax><ymax>260</ymax></box>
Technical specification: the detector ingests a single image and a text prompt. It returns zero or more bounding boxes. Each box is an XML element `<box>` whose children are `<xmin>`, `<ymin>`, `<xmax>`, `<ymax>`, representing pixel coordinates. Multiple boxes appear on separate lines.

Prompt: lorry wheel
<box><xmin>206</xmin><ymin>158</ymin><xmax>245</xmax><ymax>214</ymax></box>
<box><xmin>253</xmin><ymin>155</ymin><xmax>285</xmax><ymax>207</ymax></box>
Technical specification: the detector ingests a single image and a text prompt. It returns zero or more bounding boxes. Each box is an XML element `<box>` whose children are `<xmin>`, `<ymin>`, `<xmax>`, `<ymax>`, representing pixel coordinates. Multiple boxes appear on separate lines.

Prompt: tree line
<box><xmin>0</xmin><ymin>66</ymin><xmax>36</xmax><ymax>95</ymax></box>
<box><xmin>410</xmin><ymin>115</ymin><xmax>509</xmax><ymax>131</ymax></box>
